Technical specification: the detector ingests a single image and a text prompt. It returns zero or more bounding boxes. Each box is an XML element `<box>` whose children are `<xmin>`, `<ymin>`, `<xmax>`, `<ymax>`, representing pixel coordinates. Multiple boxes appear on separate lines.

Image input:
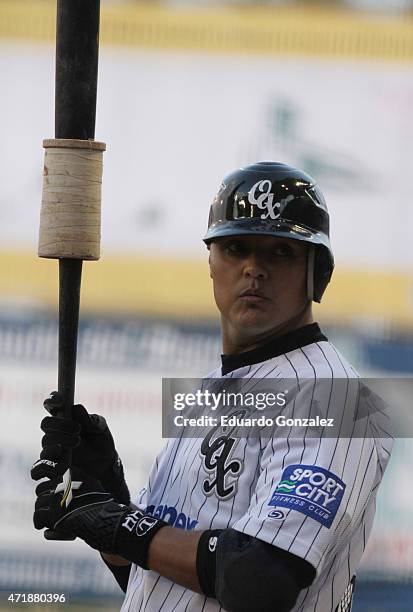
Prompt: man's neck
<box><xmin>222</xmin><ymin>309</ymin><xmax>313</xmax><ymax>355</ymax></box>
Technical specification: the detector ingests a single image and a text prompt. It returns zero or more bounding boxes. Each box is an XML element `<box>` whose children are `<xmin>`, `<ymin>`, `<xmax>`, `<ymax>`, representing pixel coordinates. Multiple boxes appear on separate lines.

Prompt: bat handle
<box><xmin>44</xmin><ymin>259</ymin><xmax>83</xmax><ymax>542</ymax></box>
<box><xmin>58</xmin><ymin>259</ymin><xmax>82</xmax><ymax>410</ymax></box>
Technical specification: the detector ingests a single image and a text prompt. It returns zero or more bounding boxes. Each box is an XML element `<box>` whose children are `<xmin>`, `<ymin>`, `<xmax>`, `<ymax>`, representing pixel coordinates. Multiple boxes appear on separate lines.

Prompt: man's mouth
<box><xmin>239</xmin><ymin>288</ymin><xmax>269</xmax><ymax>302</ymax></box>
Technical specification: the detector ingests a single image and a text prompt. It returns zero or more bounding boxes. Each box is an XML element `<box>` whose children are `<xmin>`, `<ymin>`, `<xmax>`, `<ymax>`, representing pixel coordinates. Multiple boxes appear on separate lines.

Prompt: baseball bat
<box><xmin>39</xmin><ymin>0</ymin><xmax>102</xmax><ymax>541</ymax></box>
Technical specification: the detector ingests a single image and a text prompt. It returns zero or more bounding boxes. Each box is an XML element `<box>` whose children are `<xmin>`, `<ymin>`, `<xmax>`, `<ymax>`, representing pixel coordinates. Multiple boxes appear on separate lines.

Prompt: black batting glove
<box><xmin>31</xmin><ymin>391</ymin><xmax>130</xmax><ymax>505</ymax></box>
<box><xmin>33</xmin><ymin>466</ymin><xmax>113</xmax><ymax>536</ymax></box>
<box><xmin>33</xmin><ymin>466</ymin><xmax>166</xmax><ymax>568</ymax></box>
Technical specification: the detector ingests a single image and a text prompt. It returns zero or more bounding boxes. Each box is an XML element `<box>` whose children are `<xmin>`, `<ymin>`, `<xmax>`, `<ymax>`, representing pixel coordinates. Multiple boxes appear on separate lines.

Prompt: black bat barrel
<box><xmin>55</xmin><ymin>0</ymin><xmax>100</xmax><ymax>140</ymax></box>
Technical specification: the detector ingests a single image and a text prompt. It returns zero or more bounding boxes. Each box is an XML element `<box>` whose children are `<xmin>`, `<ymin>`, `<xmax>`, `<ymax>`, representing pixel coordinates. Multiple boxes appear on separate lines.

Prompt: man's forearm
<box><xmin>101</xmin><ymin>528</ymin><xmax>203</xmax><ymax>595</ymax></box>
<box><xmin>147</xmin><ymin>527</ymin><xmax>203</xmax><ymax>594</ymax></box>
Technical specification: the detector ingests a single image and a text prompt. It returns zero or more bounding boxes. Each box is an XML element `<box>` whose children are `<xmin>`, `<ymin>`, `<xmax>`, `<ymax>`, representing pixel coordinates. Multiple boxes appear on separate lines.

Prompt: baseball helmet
<box><xmin>203</xmin><ymin>161</ymin><xmax>334</xmax><ymax>302</ymax></box>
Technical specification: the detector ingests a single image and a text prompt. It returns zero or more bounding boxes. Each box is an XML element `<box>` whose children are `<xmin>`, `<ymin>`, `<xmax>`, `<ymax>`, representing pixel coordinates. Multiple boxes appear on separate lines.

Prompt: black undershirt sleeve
<box><xmin>100</xmin><ymin>554</ymin><xmax>131</xmax><ymax>594</ymax></box>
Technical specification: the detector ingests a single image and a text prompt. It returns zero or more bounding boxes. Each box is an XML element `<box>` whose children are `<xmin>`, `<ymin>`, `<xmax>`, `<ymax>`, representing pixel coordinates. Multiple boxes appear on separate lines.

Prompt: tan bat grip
<box><xmin>38</xmin><ymin>138</ymin><xmax>106</xmax><ymax>260</ymax></box>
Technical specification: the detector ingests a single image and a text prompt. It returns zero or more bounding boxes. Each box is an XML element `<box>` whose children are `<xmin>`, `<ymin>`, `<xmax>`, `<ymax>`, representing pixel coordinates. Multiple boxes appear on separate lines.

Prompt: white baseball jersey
<box><xmin>120</xmin><ymin>324</ymin><xmax>393</xmax><ymax>612</ymax></box>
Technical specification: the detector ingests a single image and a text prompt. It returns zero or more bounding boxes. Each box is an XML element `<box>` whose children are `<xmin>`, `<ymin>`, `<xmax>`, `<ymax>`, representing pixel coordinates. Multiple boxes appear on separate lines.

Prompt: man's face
<box><xmin>209</xmin><ymin>235</ymin><xmax>310</xmax><ymax>348</ymax></box>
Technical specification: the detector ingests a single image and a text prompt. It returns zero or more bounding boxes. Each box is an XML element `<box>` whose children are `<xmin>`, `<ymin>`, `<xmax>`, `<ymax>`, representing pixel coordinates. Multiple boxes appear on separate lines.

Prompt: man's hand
<box><xmin>33</xmin><ymin>466</ymin><xmax>115</xmax><ymax>542</ymax></box>
<box><xmin>32</xmin><ymin>465</ymin><xmax>166</xmax><ymax>568</ymax></box>
<box><xmin>31</xmin><ymin>391</ymin><xmax>130</xmax><ymax>505</ymax></box>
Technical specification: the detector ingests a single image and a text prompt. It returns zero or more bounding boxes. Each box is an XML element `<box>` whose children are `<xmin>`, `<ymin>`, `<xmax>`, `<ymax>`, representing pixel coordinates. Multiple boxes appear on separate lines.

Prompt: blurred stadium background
<box><xmin>0</xmin><ymin>0</ymin><xmax>412</xmax><ymax>610</ymax></box>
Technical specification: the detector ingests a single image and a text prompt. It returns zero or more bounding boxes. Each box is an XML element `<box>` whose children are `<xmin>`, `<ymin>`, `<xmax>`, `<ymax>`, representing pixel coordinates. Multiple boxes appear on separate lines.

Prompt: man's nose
<box><xmin>242</xmin><ymin>253</ymin><xmax>268</xmax><ymax>280</ymax></box>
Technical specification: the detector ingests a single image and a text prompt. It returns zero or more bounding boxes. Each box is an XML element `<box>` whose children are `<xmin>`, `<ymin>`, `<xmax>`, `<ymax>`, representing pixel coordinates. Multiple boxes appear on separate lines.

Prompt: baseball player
<box><xmin>31</xmin><ymin>162</ymin><xmax>393</xmax><ymax>611</ymax></box>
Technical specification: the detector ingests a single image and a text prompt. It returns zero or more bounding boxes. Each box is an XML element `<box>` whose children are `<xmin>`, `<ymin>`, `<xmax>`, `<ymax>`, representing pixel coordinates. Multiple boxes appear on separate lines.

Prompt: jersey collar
<box><xmin>221</xmin><ymin>323</ymin><xmax>327</xmax><ymax>375</ymax></box>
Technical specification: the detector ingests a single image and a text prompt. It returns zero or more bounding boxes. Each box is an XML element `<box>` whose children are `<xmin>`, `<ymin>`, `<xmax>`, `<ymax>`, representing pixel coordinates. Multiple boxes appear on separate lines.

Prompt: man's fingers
<box><xmin>33</xmin><ymin>506</ymin><xmax>74</xmax><ymax>537</ymax></box>
<box><xmin>40</xmin><ymin>416</ymin><xmax>80</xmax><ymax>452</ymax></box>
<box><xmin>31</xmin><ymin>453</ymin><xmax>68</xmax><ymax>481</ymax></box>
<box><xmin>33</xmin><ymin>493</ymin><xmax>67</xmax><ymax>531</ymax></box>
<box><xmin>34</xmin><ymin>479</ymin><xmax>59</xmax><ymax>497</ymax></box>
<box><xmin>72</xmin><ymin>404</ymin><xmax>108</xmax><ymax>435</ymax></box>
<box><xmin>43</xmin><ymin>391</ymin><xmax>64</xmax><ymax>416</ymax></box>
<box><xmin>42</xmin><ymin>405</ymin><xmax>108</xmax><ymax>440</ymax></box>
<box><xmin>31</xmin><ymin>459</ymin><xmax>54</xmax><ymax>481</ymax></box>
<box><xmin>33</xmin><ymin>507</ymin><xmax>52</xmax><ymax>530</ymax></box>
<box><xmin>44</xmin><ymin>397</ymin><xmax>107</xmax><ymax>436</ymax></box>
<box><xmin>41</xmin><ymin>434</ymin><xmax>80</xmax><ymax>452</ymax></box>
<box><xmin>71</xmin><ymin>404</ymin><xmax>95</xmax><ymax>431</ymax></box>
<box><xmin>40</xmin><ymin>417</ymin><xmax>80</xmax><ymax>449</ymax></box>
<box><xmin>40</xmin><ymin>444</ymin><xmax>65</xmax><ymax>461</ymax></box>
<box><xmin>41</xmin><ymin>416</ymin><xmax>80</xmax><ymax>436</ymax></box>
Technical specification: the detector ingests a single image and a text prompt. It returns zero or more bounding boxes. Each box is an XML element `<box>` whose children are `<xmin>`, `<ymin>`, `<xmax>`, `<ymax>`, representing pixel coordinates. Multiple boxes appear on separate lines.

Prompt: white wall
<box><xmin>1</xmin><ymin>42</ymin><xmax>413</xmax><ymax>272</ymax></box>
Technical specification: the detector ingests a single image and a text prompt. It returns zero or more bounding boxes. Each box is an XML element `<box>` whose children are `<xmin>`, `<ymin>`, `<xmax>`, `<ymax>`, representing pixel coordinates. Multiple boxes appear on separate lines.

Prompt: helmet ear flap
<box><xmin>313</xmin><ymin>247</ymin><xmax>334</xmax><ymax>303</ymax></box>
<box><xmin>307</xmin><ymin>245</ymin><xmax>315</xmax><ymax>302</ymax></box>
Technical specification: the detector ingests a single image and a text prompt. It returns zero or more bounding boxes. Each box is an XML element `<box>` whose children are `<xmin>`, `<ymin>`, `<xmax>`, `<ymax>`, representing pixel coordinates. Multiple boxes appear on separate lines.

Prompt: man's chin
<box><xmin>235</xmin><ymin>308</ymin><xmax>309</xmax><ymax>338</ymax></box>
<box><xmin>235</xmin><ymin>313</ymin><xmax>279</xmax><ymax>337</ymax></box>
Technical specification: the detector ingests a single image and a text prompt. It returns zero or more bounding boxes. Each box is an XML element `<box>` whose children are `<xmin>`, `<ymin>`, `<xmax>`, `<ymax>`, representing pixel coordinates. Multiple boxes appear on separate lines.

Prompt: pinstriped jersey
<box><xmin>120</xmin><ymin>325</ymin><xmax>392</xmax><ymax>612</ymax></box>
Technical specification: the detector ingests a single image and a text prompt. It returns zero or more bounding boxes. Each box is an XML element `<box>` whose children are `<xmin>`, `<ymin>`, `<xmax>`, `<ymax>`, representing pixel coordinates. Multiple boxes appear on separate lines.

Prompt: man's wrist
<box><xmin>114</xmin><ymin>508</ymin><xmax>167</xmax><ymax>569</ymax></box>
<box><xmin>57</xmin><ymin>499</ymin><xmax>166</xmax><ymax>570</ymax></box>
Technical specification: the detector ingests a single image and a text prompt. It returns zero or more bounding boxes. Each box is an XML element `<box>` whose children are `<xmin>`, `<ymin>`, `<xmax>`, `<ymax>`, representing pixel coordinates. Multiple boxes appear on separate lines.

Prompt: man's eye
<box><xmin>224</xmin><ymin>242</ymin><xmax>245</xmax><ymax>255</ymax></box>
<box><xmin>272</xmin><ymin>245</ymin><xmax>294</xmax><ymax>258</ymax></box>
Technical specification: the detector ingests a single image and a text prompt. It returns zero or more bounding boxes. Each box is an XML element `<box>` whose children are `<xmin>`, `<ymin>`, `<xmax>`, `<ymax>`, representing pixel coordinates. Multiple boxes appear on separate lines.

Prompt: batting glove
<box><xmin>31</xmin><ymin>391</ymin><xmax>130</xmax><ymax>505</ymax></box>
<box><xmin>33</xmin><ymin>466</ymin><xmax>166</xmax><ymax>568</ymax></box>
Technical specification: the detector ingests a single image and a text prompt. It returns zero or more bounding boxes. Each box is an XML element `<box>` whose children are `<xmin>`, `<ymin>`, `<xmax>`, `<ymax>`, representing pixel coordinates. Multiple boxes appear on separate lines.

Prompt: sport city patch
<box><xmin>269</xmin><ymin>464</ymin><xmax>346</xmax><ymax>528</ymax></box>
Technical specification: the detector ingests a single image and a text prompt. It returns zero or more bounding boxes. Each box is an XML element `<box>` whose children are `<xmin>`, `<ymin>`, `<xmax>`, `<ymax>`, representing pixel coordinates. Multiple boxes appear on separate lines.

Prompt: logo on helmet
<box><xmin>247</xmin><ymin>180</ymin><xmax>280</xmax><ymax>220</ymax></box>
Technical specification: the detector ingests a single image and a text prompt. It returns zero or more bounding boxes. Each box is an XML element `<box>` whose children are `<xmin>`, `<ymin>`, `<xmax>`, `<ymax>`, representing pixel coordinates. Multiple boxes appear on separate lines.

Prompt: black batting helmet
<box><xmin>203</xmin><ymin>161</ymin><xmax>334</xmax><ymax>302</ymax></box>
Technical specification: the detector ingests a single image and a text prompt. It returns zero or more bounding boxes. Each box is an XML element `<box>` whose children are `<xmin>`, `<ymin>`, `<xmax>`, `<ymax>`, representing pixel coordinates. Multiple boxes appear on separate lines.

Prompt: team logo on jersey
<box><xmin>268</xmin><ymin>509</ymin><xmax>286</xmax><ymax>520</ymax></box>
<box><xmin>269</xmin><ymin>464</ymin><xmax>346</xmax><ymax>528</ymax></box>
<box><xmin>200</xmin><ymin>411</ymin><xmax>244</xmax><ymax>500</ymax></box>
<box><xmin>247</xmin><ymin>180</ymin><xmax>281</xmax><ymax>220</ymax></box>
